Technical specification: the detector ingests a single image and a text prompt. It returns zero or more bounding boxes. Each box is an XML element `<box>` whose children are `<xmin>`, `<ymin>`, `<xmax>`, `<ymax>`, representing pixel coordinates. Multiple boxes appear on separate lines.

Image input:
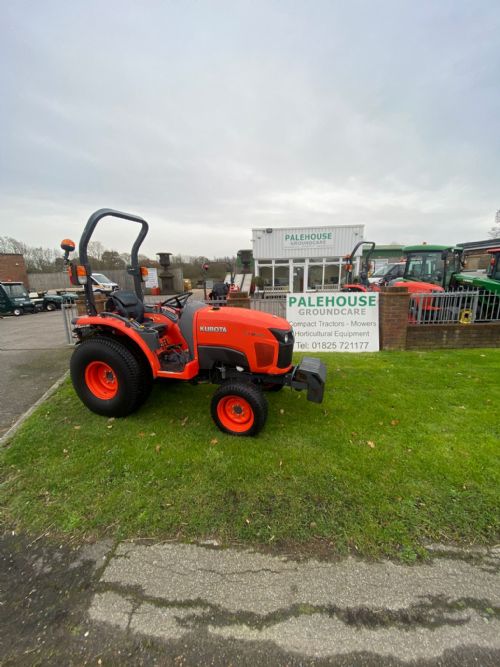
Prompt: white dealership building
<box><xmin>252</xmin><ymin>224</ymin><xmax>364</xmax><ymax>291</ymax></box>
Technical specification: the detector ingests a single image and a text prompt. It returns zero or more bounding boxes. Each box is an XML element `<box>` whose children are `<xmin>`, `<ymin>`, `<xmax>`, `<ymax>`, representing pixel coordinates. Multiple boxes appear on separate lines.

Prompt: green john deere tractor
<box><xmin>449</xmin><ymin>248</ymin><xmax>500</xmax><ymax>322</ymax></box>
<box><xmin>451</xmin><ymin>248</ymin><xmax>500</xmax><ymax>295</ymax></box>
<box><xmin>395</xmin><ymin>245</ymin><xmax>463</xmax><ymax>291</ymax></box>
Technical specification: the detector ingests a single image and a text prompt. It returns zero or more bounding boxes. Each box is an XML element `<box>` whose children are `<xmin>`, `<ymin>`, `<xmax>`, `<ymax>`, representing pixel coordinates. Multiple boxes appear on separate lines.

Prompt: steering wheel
<box><xmin>161</xmin><ymin>291</ymin><xmax>193</xmax><ymax>310</ymax></box>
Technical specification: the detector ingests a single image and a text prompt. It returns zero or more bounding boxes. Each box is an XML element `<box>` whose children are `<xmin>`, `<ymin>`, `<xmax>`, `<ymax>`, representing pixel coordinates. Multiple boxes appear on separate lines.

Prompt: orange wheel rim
<box><xmin>217</xmin><ymin>395</ymin><xmax>254</xmax><ymax>433</ymax></box>
<box><xmin>85</xmin><ymin>361</ymin><xmax>118</xmax><ymax>400</ymax></box>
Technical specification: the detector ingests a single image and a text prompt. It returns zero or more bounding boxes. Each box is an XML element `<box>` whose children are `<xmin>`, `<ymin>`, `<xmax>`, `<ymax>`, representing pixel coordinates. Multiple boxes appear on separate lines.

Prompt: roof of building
<box><xmin>458</xmin><ymin>238</ymin><xmax>500</xmax><ymax>251</ymax></box>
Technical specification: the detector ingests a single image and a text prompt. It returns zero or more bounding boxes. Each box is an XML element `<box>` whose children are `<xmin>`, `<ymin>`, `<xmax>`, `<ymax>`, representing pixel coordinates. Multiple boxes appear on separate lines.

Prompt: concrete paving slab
<box><xmin>211</xmin><ymin>610</ymin><xmax>499</xmax><ymax>661</ymax></box>
<box><xmin>89</xmin><ymin>541</ymin><xmax>500</xmax><ymax>663</ymax></box>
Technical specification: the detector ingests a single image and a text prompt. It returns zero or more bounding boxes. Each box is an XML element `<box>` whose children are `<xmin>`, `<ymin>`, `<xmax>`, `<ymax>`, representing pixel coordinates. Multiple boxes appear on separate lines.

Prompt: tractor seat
<box><xmin>107</xmin><ymin>291</ymin><xmax>167</xmax><ymax>335</ymax></box>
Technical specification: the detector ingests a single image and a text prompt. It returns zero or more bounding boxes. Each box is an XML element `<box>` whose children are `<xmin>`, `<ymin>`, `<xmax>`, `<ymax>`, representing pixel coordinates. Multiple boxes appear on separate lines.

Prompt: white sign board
<box><xmin>252</xmin><ymin>225</ymin><xmax>364</xmax><ymax>259</ymax></box>
<box><xmin>144</xmin><ymin>267</ymin><xmax>159</xmax><ymax>289</ymax></box>
<box><xmin>287</xmin><ymin>292</ymin><xmax>379</xmax><ymax>352</ymax></box>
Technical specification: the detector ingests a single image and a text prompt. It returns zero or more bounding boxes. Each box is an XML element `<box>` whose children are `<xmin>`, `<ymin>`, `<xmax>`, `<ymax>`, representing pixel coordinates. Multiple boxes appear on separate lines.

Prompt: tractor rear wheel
<box><xmin>125</xmin><ymin>342</ymin><xmax>154</xmax><ymax>408</ymax></box>
<box><xmin>70</xmin><ymin>336</ymin><xmax>146</xmax><ymax>417</ymax></box>
<box><xmin>211</xmin><ymin>382</ymin><xmax>268</xmax><ymax>436</ymax></box>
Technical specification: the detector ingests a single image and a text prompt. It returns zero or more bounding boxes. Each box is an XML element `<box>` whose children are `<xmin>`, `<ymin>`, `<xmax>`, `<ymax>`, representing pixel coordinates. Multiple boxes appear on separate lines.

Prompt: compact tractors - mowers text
<box><xmin>62</xmin><ymin>209</ymin><xmax>326</xmax><ymax>436</ymax></box>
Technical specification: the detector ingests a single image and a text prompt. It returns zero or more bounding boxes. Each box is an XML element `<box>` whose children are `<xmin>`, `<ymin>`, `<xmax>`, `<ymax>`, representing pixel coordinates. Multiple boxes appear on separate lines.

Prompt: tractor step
<box><xmin>159</xmin><ymin>348</ymin><xmax>190</xmax><ymax>373</ymax></box>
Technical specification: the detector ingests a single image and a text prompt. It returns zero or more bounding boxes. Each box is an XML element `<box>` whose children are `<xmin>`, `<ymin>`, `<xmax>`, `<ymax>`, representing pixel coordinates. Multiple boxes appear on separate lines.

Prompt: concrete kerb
<box><xmin>0</xmin><ymin>370</ymin><xmax>69</xmax><ymax>448</ymax></box>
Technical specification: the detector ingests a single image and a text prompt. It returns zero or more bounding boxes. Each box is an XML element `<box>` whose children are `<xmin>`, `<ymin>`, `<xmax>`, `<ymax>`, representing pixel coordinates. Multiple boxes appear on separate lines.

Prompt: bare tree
<box><xmin>119</xmin><ymin>252</ymin><xmax>131</xmax><ymax>266</ymax></box>
<box><xmin>0</xmin><ymin>236</ymin><xmax>59</xmax><ymax>272</ymax></box>
<box><xmin>88</xmin><ymin>240</ymin><xmax>105</xmax><ymax>261</ymax></box>
<box><xmin>489</xmin><ymin>210</ymin><xmax>500</xmax><ymax>239</ymax></box>
<box><xmin>0</xmin><ymin>236</ymin><xmax>28</xmax><ymax>254</ymax></box>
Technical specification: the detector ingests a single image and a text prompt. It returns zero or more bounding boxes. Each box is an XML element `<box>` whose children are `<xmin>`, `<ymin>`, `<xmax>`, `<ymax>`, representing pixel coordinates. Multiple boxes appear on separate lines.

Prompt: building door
<box><xmin>293</xmin><ymin>264</ymin><xmax>304</xmax><ymax>292</ymax></box>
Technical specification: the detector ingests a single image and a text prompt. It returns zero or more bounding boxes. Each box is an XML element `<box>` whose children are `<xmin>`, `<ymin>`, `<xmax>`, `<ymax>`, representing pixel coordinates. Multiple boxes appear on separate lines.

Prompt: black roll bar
<box><xmin>345</xmin><ymin>241</ymin><xmax>376</xmax><ymax>286</ymax></box>
<box><xmin>79</xmin><ymin>208</ymin><xmax>149</xmax><ymax>315</ymax></box>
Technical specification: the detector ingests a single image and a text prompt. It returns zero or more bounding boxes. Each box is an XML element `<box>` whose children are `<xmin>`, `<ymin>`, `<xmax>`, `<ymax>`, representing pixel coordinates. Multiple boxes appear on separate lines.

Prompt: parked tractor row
<box><xmin>341</xmin><ymin>242</ymin><xmax>500</xmax><ymax>323</ymax></box>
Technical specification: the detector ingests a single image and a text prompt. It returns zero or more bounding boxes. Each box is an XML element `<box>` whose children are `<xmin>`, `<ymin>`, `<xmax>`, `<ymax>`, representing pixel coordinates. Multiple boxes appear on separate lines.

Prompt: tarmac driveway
<box><xmin>0</xmin><ymin>311</ymin><xmax>72</xmax><ymax>438</ymax></box>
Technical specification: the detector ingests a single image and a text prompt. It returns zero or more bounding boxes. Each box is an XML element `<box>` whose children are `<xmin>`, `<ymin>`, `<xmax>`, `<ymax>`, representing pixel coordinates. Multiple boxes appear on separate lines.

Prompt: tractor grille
<box><xmin>255</xmin><ymin>342</ymin><xmax>275</xmax><ymax>367</ymax></box>
<box><xmin>277</xmin><ymin>331</ymin><xmax>294</xmax><ymax>368</ymax></box>
<box><xmin>277</xmin><ymin>341</ymin><xmax>293</xmax><ymax>368</ymax></box>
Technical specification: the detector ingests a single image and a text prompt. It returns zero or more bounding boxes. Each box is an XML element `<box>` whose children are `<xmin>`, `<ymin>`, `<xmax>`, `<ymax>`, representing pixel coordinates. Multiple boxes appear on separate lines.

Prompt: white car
<box><xmin>91</xmin><ymin>273</ymin><xmax>119</xmax><ymax>294</ymax></box>
<box><xmin>368</xmin><ymin>262</ymin><xmax>406</xmax><ymax>285</ymax></box>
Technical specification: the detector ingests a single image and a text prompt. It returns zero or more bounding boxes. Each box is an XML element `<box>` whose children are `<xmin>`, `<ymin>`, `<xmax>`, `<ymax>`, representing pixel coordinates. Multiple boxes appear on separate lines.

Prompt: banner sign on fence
<box><xmin>286</xmin><ymin>292</ymin><xmax>379</xmax><ymax>352</ymax></box>
<box><xmin>144</xmin><ymin>268</ymin><xmax>159</xmax><ymax>289</ymax></box>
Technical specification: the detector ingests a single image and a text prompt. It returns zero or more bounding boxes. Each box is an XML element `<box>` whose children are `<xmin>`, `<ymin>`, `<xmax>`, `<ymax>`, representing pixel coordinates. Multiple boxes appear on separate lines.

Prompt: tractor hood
<box><xmin>454</xmin><ymin>272</ymin><xmax>500</xmax><ymax>295</ymax></box>
<box><xmin>194</xmin><ymin>304</ymin><xmax>293</xmax><ymax>373</ymax></box>
<box><xmin>392</xmin><ymin>279</ymin><xmax>444</xmax><ymax>294</ymax></box>
<box><xmin>198</xmin><ymin>305</ymin><xmax>290</xmax><ymax>331</ymax></box>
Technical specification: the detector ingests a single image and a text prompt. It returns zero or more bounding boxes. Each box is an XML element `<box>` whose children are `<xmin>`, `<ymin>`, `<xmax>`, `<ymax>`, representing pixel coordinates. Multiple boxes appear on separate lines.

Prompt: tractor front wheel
<box><xmin>13</xmin><ymin>307</ymin><xmax>23</xmax><ymax>316</ymax></box>
<box><xmin>70</xmin><ymin>336</ymin><xmax>146</xmax><ymax>417</ymax></box>
<box><xmin>211</xmin><ymin>382</ymin><xmax>268</xmax><ymax>436</ymax></box>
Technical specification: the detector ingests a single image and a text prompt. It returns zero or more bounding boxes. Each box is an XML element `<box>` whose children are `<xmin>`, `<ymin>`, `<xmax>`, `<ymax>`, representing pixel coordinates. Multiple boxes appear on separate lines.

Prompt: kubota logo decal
<box><xmin>200</xmin><ymin>325</ymin><xmax>228</xmax><ymax>333</ymax></box>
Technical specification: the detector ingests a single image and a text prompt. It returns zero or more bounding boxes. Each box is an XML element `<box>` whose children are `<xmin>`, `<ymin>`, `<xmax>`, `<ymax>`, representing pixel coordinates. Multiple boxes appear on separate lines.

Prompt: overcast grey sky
<box><xmin>1</xmin><ymin>0</ymin><xmax>499</xmax><ymax>258</ymax></box>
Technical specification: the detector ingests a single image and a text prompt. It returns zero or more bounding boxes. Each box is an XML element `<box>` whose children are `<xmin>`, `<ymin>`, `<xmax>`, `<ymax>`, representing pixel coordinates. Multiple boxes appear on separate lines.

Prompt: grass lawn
<box><xmin>1</xmin><ymin>349</ymin><xmax>499</xmax><ymax>560</ymax></box>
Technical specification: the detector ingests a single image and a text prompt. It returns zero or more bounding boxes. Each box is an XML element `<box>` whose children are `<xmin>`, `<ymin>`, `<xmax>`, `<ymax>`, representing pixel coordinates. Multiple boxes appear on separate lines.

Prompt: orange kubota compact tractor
<box><xmin>62</xmin><ymin>209</ymin><xmax>326</xmax><ymax>436</ymax></box>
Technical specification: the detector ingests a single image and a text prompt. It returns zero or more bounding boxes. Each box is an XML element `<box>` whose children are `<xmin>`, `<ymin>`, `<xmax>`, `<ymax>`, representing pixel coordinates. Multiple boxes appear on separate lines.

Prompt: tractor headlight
<box><xmin>269</xmin><ymin>328</ymin><xmax>293</xmax><ymax>345</ymax></box>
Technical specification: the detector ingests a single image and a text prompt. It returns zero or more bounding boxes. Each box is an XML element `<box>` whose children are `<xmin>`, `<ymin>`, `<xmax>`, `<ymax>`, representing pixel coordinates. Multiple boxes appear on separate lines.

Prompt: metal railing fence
<box><xmin>203</xmin><ymin>296</ymin><xmax>287</xmax><ymax>317</ymax></box>
<box><xmin>409</xmin><ymin>290</ymin><xmax>500</xmax><ymax>325</ymax></box>
<box><xmin>250</xmin><ymin>297</ymin><xmax>286</xmax><ymax>317</ymax></box>
<box><xmin>61</xmin><ymin>295</ymin><xmax>78</xmax><ymax>344</ymax></box>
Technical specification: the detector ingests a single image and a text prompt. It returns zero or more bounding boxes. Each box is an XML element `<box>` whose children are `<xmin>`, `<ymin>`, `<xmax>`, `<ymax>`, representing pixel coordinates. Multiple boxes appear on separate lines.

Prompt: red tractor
<box><xmin>62</xmin><ymin>209</ymin><xmax>326</xmax><ymax>436</ymax></box>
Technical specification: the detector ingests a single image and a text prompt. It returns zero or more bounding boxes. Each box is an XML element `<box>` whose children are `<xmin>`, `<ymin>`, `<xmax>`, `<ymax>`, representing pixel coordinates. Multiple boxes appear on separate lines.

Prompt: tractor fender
<box><xmin>73</xmin><ymin>316</ymin><xmax>161</xmax><ymax>375</ymax></box>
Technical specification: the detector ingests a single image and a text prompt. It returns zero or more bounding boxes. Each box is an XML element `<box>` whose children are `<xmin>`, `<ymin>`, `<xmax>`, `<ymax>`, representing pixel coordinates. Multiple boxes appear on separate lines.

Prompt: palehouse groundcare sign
<box><xmin>287</xmin><ymin>292</ymin><xmax>379</xmax><ymax>352</ymax></box>
<box><xmin>283</xmin><ymin>231</ymin><xmax>333</xmax><ymax>251</ymax></box>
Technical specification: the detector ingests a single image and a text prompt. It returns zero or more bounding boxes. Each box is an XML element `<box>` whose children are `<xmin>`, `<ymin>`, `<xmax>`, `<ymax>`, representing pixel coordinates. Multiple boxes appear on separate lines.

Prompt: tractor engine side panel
<box><xmin>194</xmin><ymin>307</ymin><xmax>292</xmax><ymax>374</ymax></box>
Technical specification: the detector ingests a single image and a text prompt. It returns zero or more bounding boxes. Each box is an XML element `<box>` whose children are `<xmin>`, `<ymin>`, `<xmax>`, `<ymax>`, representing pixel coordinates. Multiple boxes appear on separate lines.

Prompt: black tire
<box><xmin>13</xmin><ymin>307</ymin><xmax>23</xmax><ymax>316</ymax></box>
<box><xmin>45</xmin><ymin>302</ymin><xmax>57</xmax><ymax>311</ymax></box>
<box><xmin>70</xmin><ymin>336</ymin><xmax>145</xmax><ymax>417</ymax></box>
<box><xmin>211</xmin><ymin>382</ymin><xmax>268</xmax><ymax>437</ymax></box>
<box><xmin>124</xmin><ymin>341</ymin><xmax>154</xmax><ymax>408</ymax></box>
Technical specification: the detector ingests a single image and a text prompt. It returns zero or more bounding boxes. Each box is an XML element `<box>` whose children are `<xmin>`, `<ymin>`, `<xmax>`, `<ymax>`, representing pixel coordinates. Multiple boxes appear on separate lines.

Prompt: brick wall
<box><xmin>378</xmin><ymin>285</ymin><xmax>500</xmax><ymax>350</ymax></box>
<box><xmin>379</xmin><ymin>287</ymin><xmax>410</xmax><ymax>350</ymax></box>
<box><xmin>406</xmin><ymin>323</ymin><xmax>500</xmax><ymax>350</ymax></box>
<box><xmin>0</xmin><ymin>254</ymin><xmax>29</xmax><ymax>286</ymax></box>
